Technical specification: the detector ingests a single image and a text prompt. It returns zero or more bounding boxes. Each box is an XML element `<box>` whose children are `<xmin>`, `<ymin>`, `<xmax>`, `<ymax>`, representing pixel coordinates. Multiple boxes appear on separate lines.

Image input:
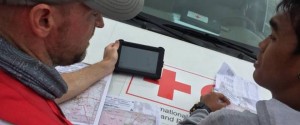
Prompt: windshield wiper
<box><xmin>129</xmin><ymin>14</ymin><xmax>257</xmax><ymax>61</ymax></box>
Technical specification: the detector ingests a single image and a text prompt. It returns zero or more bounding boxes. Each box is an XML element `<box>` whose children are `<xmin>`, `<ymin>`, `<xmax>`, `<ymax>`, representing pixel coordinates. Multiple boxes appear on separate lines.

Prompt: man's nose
<box><xmin>95</xmin><ymin>14</ymin><xmax>104</xmax><ymax>28</ymax></box>
<box><xmin>258</xmin><ymin>38</ymin><xmax>269</xmax><ymax>52</ymax></box>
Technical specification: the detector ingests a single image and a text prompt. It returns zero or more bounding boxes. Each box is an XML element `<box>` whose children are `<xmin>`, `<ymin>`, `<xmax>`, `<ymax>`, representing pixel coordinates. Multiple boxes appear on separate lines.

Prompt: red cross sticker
<box><xmin>144</xmin><ymin>69</ymin><xmax>191</xmax><ymax>100</ymax></box>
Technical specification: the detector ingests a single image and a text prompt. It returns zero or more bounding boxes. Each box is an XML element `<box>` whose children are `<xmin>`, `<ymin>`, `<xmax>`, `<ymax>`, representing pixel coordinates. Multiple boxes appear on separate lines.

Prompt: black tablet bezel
<box><xmin>114</xmin><ymin>40</ymin><xmax>165</xmax><ymax>79</ymax></box>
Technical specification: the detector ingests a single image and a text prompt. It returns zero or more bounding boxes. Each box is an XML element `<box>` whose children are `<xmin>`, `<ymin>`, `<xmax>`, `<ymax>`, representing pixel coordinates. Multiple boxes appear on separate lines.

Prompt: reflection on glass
<box><xmin>142</xmin><ymin>0</ymin><xmax>280</xmax><ymax>47</ymax></box>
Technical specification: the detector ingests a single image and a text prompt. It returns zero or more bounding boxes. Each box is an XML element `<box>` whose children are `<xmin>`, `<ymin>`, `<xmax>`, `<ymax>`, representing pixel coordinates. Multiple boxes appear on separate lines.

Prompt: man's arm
<box><xmin>55</xmin><ymin>41</ymin><xmax>119</xmax><ymax>104</ymax></box>
<box><xmin>178</xmin><ymin>92</ymin><xmax>230</xmax><ymax>125</ymax></box>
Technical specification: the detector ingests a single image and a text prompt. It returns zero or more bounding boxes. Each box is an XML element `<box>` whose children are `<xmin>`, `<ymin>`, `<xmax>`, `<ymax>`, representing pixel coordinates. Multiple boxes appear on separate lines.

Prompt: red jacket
<box><xmin>0</xmin><ymin>70</ymin><xmax>72</xmax><ymax>125</ymax></box>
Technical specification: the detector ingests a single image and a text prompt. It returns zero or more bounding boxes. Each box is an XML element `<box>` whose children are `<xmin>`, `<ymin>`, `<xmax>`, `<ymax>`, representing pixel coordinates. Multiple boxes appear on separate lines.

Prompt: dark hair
<box><xmin>277</xmin><ymin>0</ymin><xmax>300</xmax><ymax>53</ymax></box>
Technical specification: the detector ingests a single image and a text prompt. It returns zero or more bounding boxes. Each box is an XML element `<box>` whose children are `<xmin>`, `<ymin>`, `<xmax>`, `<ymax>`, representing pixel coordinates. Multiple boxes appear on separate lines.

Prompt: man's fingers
<box><xmin>107</xmin><ymin>41</ymin><xmax>120</xmax><ymax>49</ymax></box>
<box><xmin>219</xmin><ymin>102</ymin><xmax>229</xmax><ymax>108</ymax></box>
<box><xmin>114</xmin><ymin>40</ymin><xmax>120</xmax><ymax>47</ymax></box>
<box><xmin>215</xmin><ymin>92</ymin><xmax>231</xmax><ymax>105</ymax></box>
<box><xmin>221</xmin><ymin>97</ymin><xmax>230</xmax><ymax>105</ymax></box>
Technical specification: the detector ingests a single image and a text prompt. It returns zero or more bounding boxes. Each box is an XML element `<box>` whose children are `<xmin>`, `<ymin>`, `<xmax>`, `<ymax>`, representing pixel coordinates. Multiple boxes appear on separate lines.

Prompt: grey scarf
<box><xmin>0</xmin><ymin>37</ymin><xmax>67</xmax><ymax>99</ymax></box>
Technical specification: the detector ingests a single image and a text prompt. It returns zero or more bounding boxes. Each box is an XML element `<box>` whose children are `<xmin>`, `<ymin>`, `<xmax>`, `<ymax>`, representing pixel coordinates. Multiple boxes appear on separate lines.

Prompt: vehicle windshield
<box><xmin>142</xmin><ymin>0</ymin><xmax>280</xmax><ymax>48</ymax></box>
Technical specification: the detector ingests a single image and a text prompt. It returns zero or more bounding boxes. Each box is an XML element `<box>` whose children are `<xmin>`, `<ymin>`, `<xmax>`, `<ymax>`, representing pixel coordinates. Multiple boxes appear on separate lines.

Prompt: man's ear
<box><xmin>29</xmin><ymin>4</ymin><xmax>54</xmax><ymax>38</ymax></box>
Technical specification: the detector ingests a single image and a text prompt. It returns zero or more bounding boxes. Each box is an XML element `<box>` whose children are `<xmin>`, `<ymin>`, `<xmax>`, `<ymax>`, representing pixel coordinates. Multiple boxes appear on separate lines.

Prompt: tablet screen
<box><xmin>118</xmin><ymin>46</ymin><xmax>159</xmax><ymax>74</ymax></box>
<box><xmin>114</xmin><ymin>40</ymin><xmax>165</xmax><ymax>79</ymax></box>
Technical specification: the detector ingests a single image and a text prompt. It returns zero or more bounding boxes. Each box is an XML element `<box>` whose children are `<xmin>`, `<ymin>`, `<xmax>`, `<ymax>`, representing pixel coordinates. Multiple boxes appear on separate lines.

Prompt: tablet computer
<box><xmin>114</xmin><ymin>40</ymin><xmax>165</xmax><ymax>79</ymax></box>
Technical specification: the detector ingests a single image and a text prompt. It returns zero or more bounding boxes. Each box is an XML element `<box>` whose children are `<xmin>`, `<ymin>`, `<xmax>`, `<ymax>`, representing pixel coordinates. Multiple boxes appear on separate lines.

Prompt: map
<box><xmin>99</xmin><ymin>108</ymin><xmax>156</xmax><ymax>125</ymax></box>
<box><xmin>56</xmin><ymin>63</ymin><xmax>112</xmax><ymax>125</ymax></box>
<box><xmin>98</xmin><ymin>96</ymin><xmax>160</xmax><ymax>125</ymax></box>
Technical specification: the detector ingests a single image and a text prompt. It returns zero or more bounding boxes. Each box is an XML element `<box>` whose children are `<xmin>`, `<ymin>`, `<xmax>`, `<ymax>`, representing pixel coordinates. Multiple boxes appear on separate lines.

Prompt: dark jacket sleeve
<box><xmin>178</xmin><ymin>109</ymin><xmax>260</xmax><ymax>125</ymax></box>
<box><xmin>178</xmin><ymin>109</ymin><xmax>209</xmax><ymax>125</ymax></box>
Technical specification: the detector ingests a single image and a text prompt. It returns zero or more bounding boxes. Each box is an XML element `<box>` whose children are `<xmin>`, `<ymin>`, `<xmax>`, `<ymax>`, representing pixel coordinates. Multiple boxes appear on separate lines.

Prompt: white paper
<box><xmin>55</xmin><ymin>62</ymin><xmax>89</xmax><ymax>73</ymax></box>
<box><xmin>99</xmin><ymin>96</ymin><xmax>160</xmax><ymax>125</ymax></box>
<box><xmin>56</xmin><ymin>62</ymin><xmax>112</xmax><ymax>125</ymax></box>
<box><xmin>216</xmin><ymin>62</ymin><xmax>235</xmax><ymax>76</ymax></box>
<box><xmin>214</xmin><ymin>62</ymin><xmax>259</xmax><ymax>113</ymax></box>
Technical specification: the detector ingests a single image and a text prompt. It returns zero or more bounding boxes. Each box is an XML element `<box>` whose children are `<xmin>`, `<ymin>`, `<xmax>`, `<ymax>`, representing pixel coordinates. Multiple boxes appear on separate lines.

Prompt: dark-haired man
<box><xmin>180</xmin><ymin>0</ymin><xmax>300</xmax><ymax>124</ymax></box>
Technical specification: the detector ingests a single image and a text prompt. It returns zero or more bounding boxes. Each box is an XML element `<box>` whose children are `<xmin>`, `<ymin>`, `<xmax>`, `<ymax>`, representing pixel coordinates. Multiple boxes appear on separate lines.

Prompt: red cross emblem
<box><xmin>144</xmin><ymin>69</ymin><xmax>191</xmax><ymax>100</ymax></box>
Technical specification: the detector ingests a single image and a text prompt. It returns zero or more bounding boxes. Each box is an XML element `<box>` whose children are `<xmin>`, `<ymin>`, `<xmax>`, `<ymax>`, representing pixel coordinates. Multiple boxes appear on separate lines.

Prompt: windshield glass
<box><xmin>142</xmin><ymin>0</ymin><xmax>280</xmax><ymax>47</ymax></box>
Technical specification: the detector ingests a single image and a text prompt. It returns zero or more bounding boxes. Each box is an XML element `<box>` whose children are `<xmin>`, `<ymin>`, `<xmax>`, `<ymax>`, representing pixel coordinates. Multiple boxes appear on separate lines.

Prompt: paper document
<box><xmin>56</xmin><ymin>62</ymin><xmax>112</xmax><ymax>125</ymax></box>
<box><xmin>99</xmin><ymin>96</ymin><xmax>160</xmax><ymax>125</ymax></box>
<box><xmin>214</xmin><ymin>63</ymin><xmax>259</xmax><ymax>113</ymax></box>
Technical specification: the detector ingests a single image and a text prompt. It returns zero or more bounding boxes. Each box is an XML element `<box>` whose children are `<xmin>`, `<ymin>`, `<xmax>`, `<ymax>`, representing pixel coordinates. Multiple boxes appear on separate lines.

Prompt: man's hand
<box><xmin>102</xmin><ymin>40</ymin><xmax>120</xmax><ymax>66</ymax></box>
<box><xmin>200</xmin><ymin>92</ymin><xmax>230</xmax><ymax>112</ymax></box>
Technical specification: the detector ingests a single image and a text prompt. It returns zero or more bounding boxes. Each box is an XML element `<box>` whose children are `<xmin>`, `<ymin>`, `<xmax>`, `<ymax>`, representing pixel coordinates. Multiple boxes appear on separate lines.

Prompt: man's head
<box><xmin>0</xmin><ymin>0</ymin><xmax>144</xmax><ymax>66</ymax></box>
<box><xmin>253</xmin><ymin>0</ymin><xmax>300</xmax><ymax>106</ymax></box>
